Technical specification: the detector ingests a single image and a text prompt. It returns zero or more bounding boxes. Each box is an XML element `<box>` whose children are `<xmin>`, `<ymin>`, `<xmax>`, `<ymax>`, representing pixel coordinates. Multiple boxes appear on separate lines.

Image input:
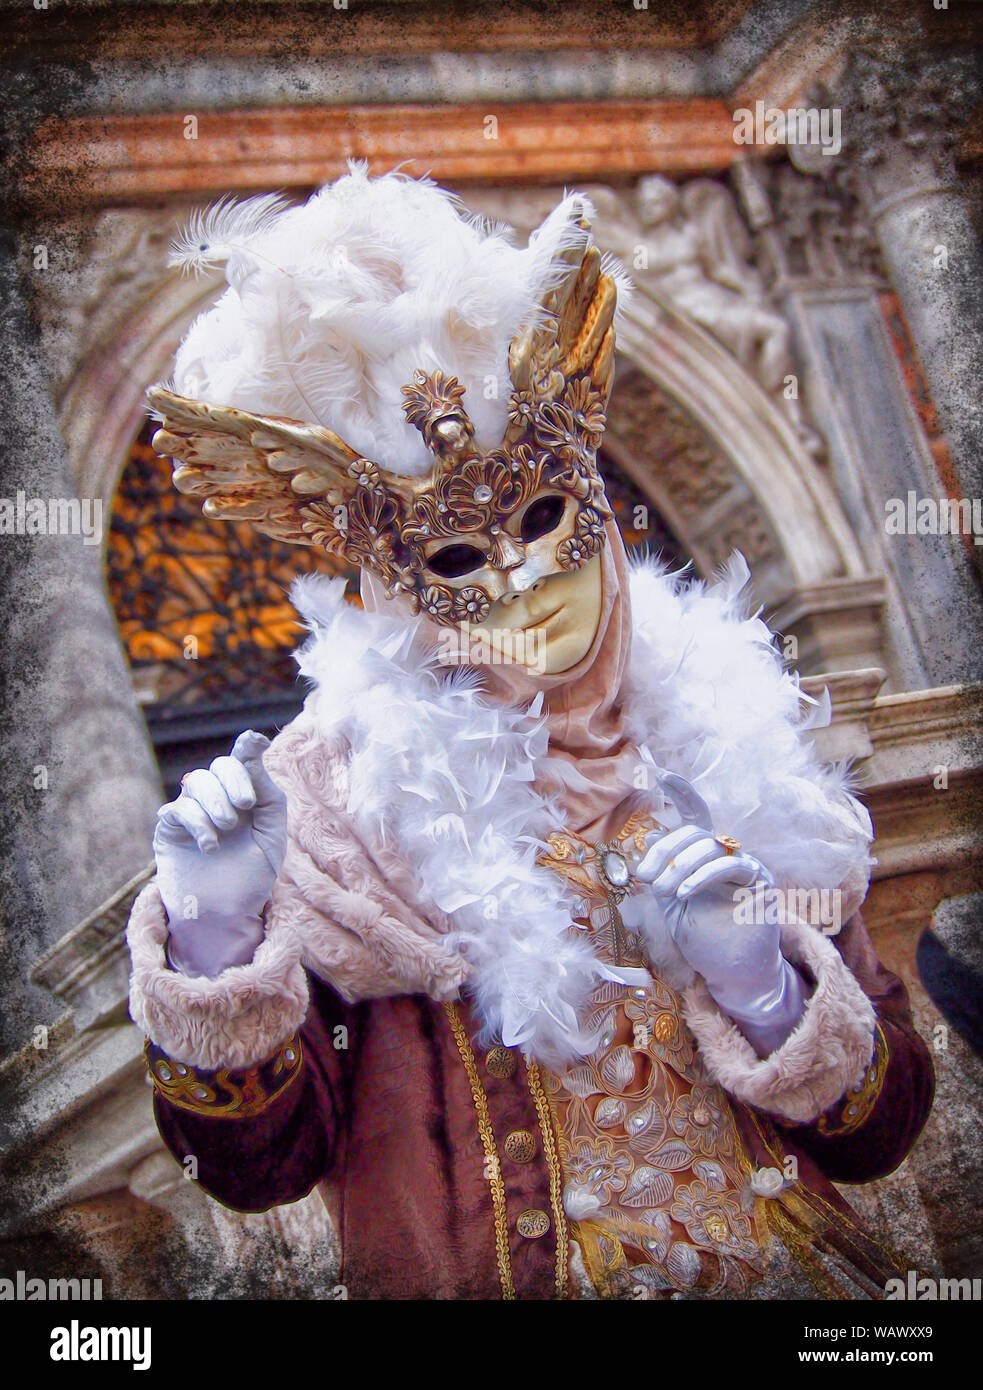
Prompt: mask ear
<box><xmin>508</xmin><ymin>196</ymin><xmax>619</xmax><ymax>417</ymax></box>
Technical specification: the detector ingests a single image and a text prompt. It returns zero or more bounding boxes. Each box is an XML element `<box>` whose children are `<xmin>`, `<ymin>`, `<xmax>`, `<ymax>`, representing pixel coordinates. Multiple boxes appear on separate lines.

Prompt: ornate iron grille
<box><xmin>106</xmin><ymin>420</ymin><xmax>352</xmax><ymax>713</ymax></box>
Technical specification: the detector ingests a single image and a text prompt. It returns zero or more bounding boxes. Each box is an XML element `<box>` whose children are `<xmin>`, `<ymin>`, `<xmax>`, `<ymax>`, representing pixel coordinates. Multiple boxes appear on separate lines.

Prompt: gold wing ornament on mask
<box><xmin>146</xmin><ymin>389</ymin><xmax>365</xmax><ymax>549</ymax></box>
<box><xmin>148</xmin><ymin>211</ymin><xmax>621</xmax><ymax>622</ymax></box>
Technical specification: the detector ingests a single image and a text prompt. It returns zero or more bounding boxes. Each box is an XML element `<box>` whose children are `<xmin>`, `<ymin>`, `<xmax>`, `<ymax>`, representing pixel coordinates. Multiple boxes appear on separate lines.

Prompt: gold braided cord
<box><xmin>762</xmin><ymin>1200</ymin><xmax>849</xmax><ymax>1300</ymax></box>
<box><xmin>525</xmin><ymin>1059</ymin><xmax>570</xmax><ymax>1299</ymax></box>
<box><xmin>741</xmin><ymin>1107</ymin><xmax>856</xmax><ymax>1297</ymax></box>
<box><xmin>443</xmin><ymin>1003</ymin><xmax>515</xmax><ymax>1300</ymax></box>
<box><xmin>793</xmin><ymin>1174</ymin><xmax>909</xmax><ymax>1278</ymax></box>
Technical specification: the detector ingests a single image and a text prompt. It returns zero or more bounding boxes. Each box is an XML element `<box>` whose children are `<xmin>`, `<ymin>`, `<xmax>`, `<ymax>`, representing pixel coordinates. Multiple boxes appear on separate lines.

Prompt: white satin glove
<box><xmin>153</xmin><ymin>730</ymin><xmax>288</xmax><ymax>979</ymax></box>
<box><xmin>636</xmin><ymin>772</ymin><xmax>809</xmax><ymax>1057</ymax></box>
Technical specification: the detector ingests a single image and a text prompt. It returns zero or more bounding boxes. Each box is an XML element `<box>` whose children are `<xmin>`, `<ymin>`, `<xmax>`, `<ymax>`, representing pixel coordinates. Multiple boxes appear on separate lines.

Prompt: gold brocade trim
<box><xmin>144</xmin><ymin>1036</ymin><xmax>303</xmax><ymax>1118</ymax></box>
<box><xmin>539</xmin><ymin>812</ymin><xmax>662</xmax><ymax>904</ymax></box>
<box><xmin>744</xmin><ymin>1106</ymin><xmax>910</xmax><ymax>1289</ymax></box>
<box><xmin>538</xmin><ymin>810</ymin><xmax>768</xmax><ymax>1298</ymax></box>
<box><xmin>762</xmin><ymin>1198</ymin><xmax>849</xmax><ymax>1301</ymax></box>
<box><xmin>816</xmin><ymin>1023</ymin><xmax>889</xmax><ymax>1136</ymax></box>
<box><xmin>443</xmin><ymin>1002</ymin><xmax>515</xmax><ymax>1301</ymax></box>
<box><xmin>526</xmin><ymin>1060</ymin><xmax>570</xmax><ymax>1299</ymax></box>
<box><xmin>570</xmin><ymin>1217</ymin><xmax>629</xmax><ymax>1296</ymax></box>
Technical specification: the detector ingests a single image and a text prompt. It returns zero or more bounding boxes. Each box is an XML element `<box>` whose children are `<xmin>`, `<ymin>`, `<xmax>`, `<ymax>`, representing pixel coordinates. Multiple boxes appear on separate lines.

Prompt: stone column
<box><xmin>732</xmin><ymin>154</ymin><xmax>983</xmax><ymax>689</ymax></box>
<box><xmin>0</xmin><ymin>234</ymin><xmax>162</xmax><ymax>1054</ymax></box>
<box><xmin>836</xmin><ymin>48</ymin><xmax>983</xmax><ymax>503</ymax></box>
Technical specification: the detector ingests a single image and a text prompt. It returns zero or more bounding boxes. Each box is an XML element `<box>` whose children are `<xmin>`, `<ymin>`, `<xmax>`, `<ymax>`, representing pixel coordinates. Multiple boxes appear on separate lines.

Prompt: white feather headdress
<box><xmin>169</xmin><ymin>162</ymin><xmax>627</xmax><ymax>475</ymax></box>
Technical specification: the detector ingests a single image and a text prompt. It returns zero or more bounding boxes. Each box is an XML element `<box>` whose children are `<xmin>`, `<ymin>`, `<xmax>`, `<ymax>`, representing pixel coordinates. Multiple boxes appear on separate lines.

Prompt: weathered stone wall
<box><xmin>2</xmin><ymin>0</ymin><xmax>980</xmax><ymax>1297</ymax></box>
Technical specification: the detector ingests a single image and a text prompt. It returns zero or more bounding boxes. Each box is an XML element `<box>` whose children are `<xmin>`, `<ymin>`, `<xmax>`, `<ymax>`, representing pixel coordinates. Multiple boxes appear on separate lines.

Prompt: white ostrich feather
<box><xmin>168</xmin><ymin>192</ymin><xmax>294</xmax><ymax>280</ymax></box>
<box><xmin>284</xmin><ymin>552</ymin><xmax>873</xmax><ymax>1066</ymax></box>
<box><xmin>170</xmin><ymin>163</ymin><xmax>606</xmax><ymax>475</ymax></box>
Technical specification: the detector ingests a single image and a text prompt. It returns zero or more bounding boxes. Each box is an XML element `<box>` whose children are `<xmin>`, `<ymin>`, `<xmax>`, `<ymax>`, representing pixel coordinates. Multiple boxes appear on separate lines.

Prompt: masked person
<box><xmin>126</xmin><ymin>166</ymin><xmax>933</xmax><ymax>1301</ymax></box>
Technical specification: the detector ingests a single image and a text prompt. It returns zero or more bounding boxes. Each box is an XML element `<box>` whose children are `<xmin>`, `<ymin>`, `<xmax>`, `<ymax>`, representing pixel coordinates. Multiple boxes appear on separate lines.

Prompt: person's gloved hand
<box><xmin>153</xmin><ymin>730</ymin><xmax>288</xmax><ymax>979</ymax></box>
<box><xmin>635</xmin><ymin>772</ymin><xmax>808</xmax><ymax>1057</ymax></box>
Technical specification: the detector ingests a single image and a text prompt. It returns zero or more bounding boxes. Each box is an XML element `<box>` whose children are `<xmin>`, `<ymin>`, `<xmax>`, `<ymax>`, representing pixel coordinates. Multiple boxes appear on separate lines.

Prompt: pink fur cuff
<box><xmin>682</xmin><ymin>919</ymin><xmax>877</xmax><ymax>1124</ymax></box>
<box><xmin>126</xmin><ymin>880</ymin><xmax>309</xmax><ymax>1071</ymax></box>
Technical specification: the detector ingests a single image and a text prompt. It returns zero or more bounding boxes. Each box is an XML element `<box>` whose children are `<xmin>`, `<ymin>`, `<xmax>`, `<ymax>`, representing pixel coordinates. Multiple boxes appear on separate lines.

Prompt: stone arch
<box><xmin>604</xmin><ymin>289</ymin><xmax>887</xmax><ymax>672</ymax></box>
<box><xmin>59</xmin><ymin>270</ymin><xmax>222</xmax><ymax>520</ymax></box>
<box><xmin>609</xmin><ymin>287</ymin><xmax>868</xmax><ymax>601</ymax></box>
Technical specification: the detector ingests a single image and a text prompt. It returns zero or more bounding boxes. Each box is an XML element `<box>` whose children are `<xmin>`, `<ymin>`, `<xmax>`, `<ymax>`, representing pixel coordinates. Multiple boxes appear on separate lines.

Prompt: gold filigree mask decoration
<box><xmin>148</xmin><ymin>225</ymin><xmax>618</xmax><ymax>628</ymax></box>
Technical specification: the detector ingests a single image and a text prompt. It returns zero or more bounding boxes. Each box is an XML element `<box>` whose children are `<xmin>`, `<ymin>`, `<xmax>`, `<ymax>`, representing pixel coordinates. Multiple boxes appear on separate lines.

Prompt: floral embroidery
<box><xmin>540</xmin><ymin>811</ymin><xmax>766</xmax><ymax>1298</ymax></box>
<box><xmin>670</xmin><ymin>1085</ymin><xmax>735</xmax><ymax>1158</ymax></box>
<box><xmin>670</xmin><ymin>1179</ymin><xmax>756</xmax><ymax>1259</ymax></box>
<box><xmin>625</xmin><ymin>991</ymin><xmax>700</xmax><ymax>1072</ymax></box>
<box><xmin>565</xmin><ymin>1136</ymin><xmax>632</xmax><ymax>1211</ymax></box>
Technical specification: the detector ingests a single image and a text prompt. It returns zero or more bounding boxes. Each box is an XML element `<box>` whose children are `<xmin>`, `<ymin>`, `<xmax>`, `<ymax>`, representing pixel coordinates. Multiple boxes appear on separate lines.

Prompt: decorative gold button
<box><xmin>485</xmin><ymin>1046</ymin><xmax>516</xmax><ymax>1079</ymax></box>
<box><xmin>704</xmin><ymin>1213</ymin><xmax>729</xmax><ymax>1244</ymax></box>
<box><xmin>653</xmin><ymin>1013</ymin><xmax>676</xmax><ymax>1044</ymax></box>
<box><xmin>504</xmin><ymin>1129</ymin><xmax>537</xmax><ymax>1163</ymax></box>
<box><xmin>516</xmin><ymin>1208</ymin><xmax>551</xmax><ymax>1240</ymax></box>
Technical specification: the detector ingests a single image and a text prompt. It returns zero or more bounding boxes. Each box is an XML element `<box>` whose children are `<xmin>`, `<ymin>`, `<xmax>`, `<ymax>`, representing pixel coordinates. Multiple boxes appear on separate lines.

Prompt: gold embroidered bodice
<box><xmin>538</xmin><ymin>814</ymin><xmax>766</xmax><ymax>1298</ymax></box>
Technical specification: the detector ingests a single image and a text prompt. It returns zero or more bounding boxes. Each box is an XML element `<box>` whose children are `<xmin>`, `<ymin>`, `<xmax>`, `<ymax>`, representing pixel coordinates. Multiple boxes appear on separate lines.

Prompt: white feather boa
<box><xmin>288</xmin><ymin>554</ymin><xmax>873</xmax><ymax>1066</ymax></box>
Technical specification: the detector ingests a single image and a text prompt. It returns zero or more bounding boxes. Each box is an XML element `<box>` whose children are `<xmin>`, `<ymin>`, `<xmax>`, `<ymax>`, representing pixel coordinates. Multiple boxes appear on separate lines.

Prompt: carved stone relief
<box><xmin>604</xmin><ymin>366</ymin><xmax>781</xmax><ymax>578</ymax></box>
<box><xmin>607</xmin><ymin>368</ymin><xmax>737</xmax><ymax>517</ymax></box>
<box><xmin>763</xmin><ymin>163</ymin><xmax>884</xmax><ymax>284</ymax></box>
<box><xmin>618</xmin><ymin>178</ymin><xmax>797</xmax><ymax>394</ymax></box>
<box><xmin>465</xmin><ymin>178</ymin><xmax>822</xmax><ymax>457</ymax></box>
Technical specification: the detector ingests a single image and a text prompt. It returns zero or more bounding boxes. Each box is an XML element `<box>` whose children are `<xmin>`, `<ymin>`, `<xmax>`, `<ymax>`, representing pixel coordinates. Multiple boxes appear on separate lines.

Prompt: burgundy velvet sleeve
<box><xmin>152</xmin><ymin>973</ymin><xmax>351</xmax><ymax>1213</ymax></box>
<box><xmin>776</xmin><ymin>911</ymin><xmax>935</xmax><ymax>1183</ymax></box>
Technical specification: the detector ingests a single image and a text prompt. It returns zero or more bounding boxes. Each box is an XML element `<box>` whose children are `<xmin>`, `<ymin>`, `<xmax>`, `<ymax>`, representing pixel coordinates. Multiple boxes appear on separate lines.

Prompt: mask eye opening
<box><xmin>426</xmin><ymin>542</ymin><xmax>488</xmax><ymax>579</ymax></box>
<box><xmin>519</xmin><ymin>493</ymin><xmax>567</xmax><ymax>543</ymax></box>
